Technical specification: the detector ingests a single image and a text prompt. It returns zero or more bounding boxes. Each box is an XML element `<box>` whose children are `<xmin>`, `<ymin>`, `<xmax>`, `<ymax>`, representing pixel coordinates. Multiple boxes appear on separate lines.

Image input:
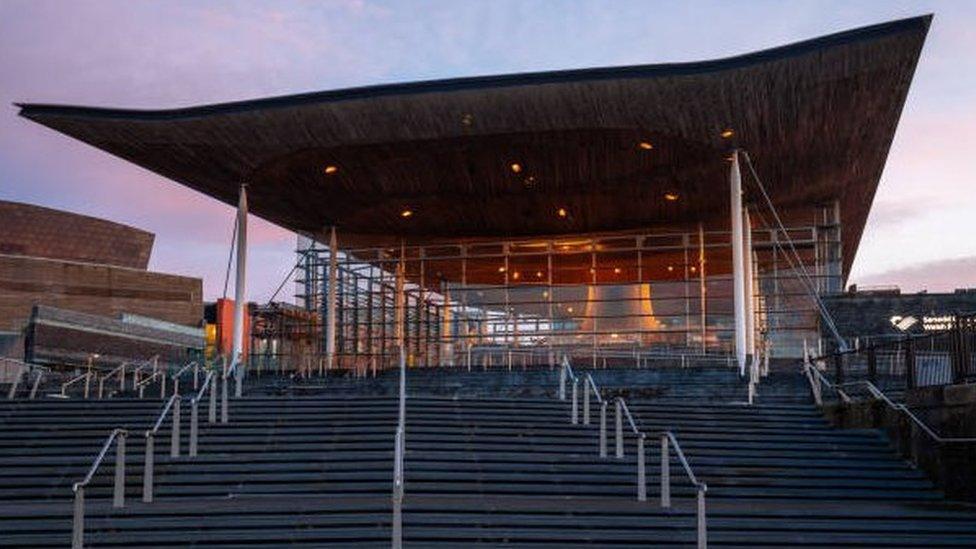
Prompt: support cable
<box><xmin>740</xmin><ymin>150</ymin><xmax>848</xmax><ymax>351</ymax></box>
<box><xmin>222</xmin><ymin>214</ymin><xmax>238</xmax><ymax>299</ymax></box>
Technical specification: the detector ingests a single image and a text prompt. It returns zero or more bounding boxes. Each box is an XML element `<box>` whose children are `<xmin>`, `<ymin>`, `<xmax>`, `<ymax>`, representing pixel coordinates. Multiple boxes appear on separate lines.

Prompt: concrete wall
<box><xmin>825</xmin><ymin>384</ymin><xmax>976</xmax><ymax>502</ymax></box>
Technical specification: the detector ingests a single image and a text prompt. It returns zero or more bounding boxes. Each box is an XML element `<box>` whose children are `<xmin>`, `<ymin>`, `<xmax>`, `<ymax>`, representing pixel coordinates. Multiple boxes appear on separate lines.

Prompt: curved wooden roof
<box><xmin>18</xmin><ymin>15</ymin><xmax>931</xmax><ymax>277</ymax></box>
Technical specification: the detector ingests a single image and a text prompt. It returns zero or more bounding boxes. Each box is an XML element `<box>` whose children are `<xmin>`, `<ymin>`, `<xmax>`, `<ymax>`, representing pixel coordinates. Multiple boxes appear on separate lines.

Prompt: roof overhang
<box><xmin>17</xmin><ymin>15</ymin><xmax>931</xmax><ymax>279</ymax></box>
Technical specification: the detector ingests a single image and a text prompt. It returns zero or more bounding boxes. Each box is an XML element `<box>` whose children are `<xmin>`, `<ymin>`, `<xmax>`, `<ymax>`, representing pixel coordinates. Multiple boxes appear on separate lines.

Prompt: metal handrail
<box><xmin>142</xmin><ymin>394</ymin><xmax>181</xmax><ymax>502</ymax></box>
<box><xmin>61</xmin><ymin>371</ymin><xmax>94</xmax><ymax>399</ymax></box>
<box><xmin>838</xmin><ymin>380</ymin><xmax>976</xmax><ymax>444</ymax></box>
<box><xmin>72</xmin><ymin>428</ymin><xmax>127</xmax><ymax>548</ymax></box>
<box><xmin>803</xmin><ymin>357</ymin><xmax>851</xmax><ymax>404</ymax></box>
<box><xmin>171</xmin><ymin>360</ymin><xmax>198</xmax><ymax>395</ymax></box>
<box><xmin>220</xmin><ymin>356</ymin><xmax>234</xmax><ymax>423</ymax></box>
<box><xmin>584</xmin><ymin>373</ymin><xmax>603</xmax><ymax>404</ymax></box>
<box><xmin>392</xmin><ymin>346</ymin><xmax>406</xmax><ymax>549</ymax></box>
<box><xmin>660</xmin><ymin>430</ymin><xmax>707</xmax><ymax>549</ymax></box>
<box><xmin>5</xmin><ymin>360</ymin><xmax>46</xmax><ymax>400</ymax></box>
<box><xmin>188</xmin><ymin>370</ymin><xmax>217</xmax><ymax>457</ymax></box>
<box><xmin>661</xmin><ymin>431</ymin><xmax>706</xmax><ymax>490</ymax></box>
<box><xmin>98</xmin><ymin>362</ymin><xmax>128</xmax><ymax>399</ymax></box>
<box><xmin>617</xmin><ymin>397</ymin><xmax>640</xmax><ymax>435</ymax></box>
<box><xmin>135</xmin><ymin>370</ymin><xmax>167</xmax><ymax>399</ymax></box>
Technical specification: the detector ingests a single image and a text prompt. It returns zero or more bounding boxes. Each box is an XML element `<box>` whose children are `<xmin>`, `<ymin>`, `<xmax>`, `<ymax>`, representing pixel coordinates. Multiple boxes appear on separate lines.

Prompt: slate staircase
<box><xmin>2</xmin><ymin>365</ymin><xmax>976</xmax><ymax>547</ymax></box>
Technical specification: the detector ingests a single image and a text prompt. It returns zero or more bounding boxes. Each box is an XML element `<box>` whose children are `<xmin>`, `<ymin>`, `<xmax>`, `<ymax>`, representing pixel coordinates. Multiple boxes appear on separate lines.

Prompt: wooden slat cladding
<box><xmin>18</xmin><ymin>16</ymin><xmax>930</xmax><ymax>280</ymax></box>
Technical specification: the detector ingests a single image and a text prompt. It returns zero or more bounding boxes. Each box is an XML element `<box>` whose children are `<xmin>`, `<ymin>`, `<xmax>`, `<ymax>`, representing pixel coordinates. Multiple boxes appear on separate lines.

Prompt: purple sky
<box><xmin>2</xmin><ymin>1</ymin><xmax>975</xmax><ymax>301</ymax></box>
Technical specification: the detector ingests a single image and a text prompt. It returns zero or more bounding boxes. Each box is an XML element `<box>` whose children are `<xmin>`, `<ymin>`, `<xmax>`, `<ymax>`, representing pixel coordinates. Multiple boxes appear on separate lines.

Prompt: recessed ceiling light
<box><xmin>638</xmin><ymin>141</ymin><xmax>653</xmax><ymax>150</ymax></box>
<box><xmin>667</xmin><ymin>265</ymin><xmax>674</xmax><ymax>272</ymax></box>
<box><xmin>614</xmin><ymin>267</ymin><xmax>622</xmax><ymax>274</ymax></box>
<box><xmin>400</xmin><ymin>209</ymin><xmax>413</xmax><ymax>218</ymax></box>
<box><xmin>498</xmin><ymin>266</ymin><xmax>506</xmax><ymax>273</ymax></box>
<box><xmin>324</xmin><ymin>165</ymin><xmax>339</xmax><ymax>175</ymax></box>
<box><xmin>510</xmin><ymin>163</ymin><xmax>523</xmax><ymax>173</ymax></box>
<box><xmin>512</xmin><ymin>271</ymin><xmax>520</xmax><ymax>280</ymax></box>
<box><xmin>664</xmin><ymin>192</ymin><xmax>679</xmax><ymax>201</ymax></box>
<box><xmin>536</xmin><ymin>271</ymin><xmax>543</xmax><ymax>278</ymax></box>
<box><xmin>557</xmin><ymin>207</ymin><xmax>568</xmax><ymax>218</ymax></box>
<box><xmin>720</xmin><ymin>129</ymin><xmax>734</xmax><ymax>139</ymax></box>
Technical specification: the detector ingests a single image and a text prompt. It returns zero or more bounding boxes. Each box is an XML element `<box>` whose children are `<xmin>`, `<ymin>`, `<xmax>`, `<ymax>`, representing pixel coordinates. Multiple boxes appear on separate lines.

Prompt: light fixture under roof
<box><xmin>638</xmin><ymin>141</ymin><xmax>653</xmax><ymax>150</ymax></box>
<box><xmin>664</xmin><ymin>192</ymin><xmax>679</xmax><ymax>202</ymax></box>
<box><xmin>512</xmin><ymin>271</ymin><xmax>520</xmax><ymax>280</ymax></box>
<box><xmin>510</xmin><ymin>162</ymin><xmax>523</xmax><ymax>173</ymax></box>
<box><xmin>400</xmin><ymin>209</ymin><xmax>413</xmax><ymax>218</ymax></box>
<box><xmin>613</xmin><ymin>267</ymin><xmax>622</xmax><ymax>274</ymax></box>
<box><xmin>557</xmin><ymin>207</ymin><xmax>568</xmax><ymax>218</ymax></box>
<box><xmin>720</xmin><ymin>129</ymin><xmax>734</xmax><ymax>138</ymax></box>
<box><xmin>498</xmin><ymin>266</ymin><xmax>506</xmax><ymax>273</ymax></box>
<box><xmin>324</xmin><ymin>165</ymin><xmax>339</xmax><ymax>175</ymax></box>
<box><xmin>536</xmin><ymin>271</ymin><xmax>543</xmax><ymax>278</ymax></box>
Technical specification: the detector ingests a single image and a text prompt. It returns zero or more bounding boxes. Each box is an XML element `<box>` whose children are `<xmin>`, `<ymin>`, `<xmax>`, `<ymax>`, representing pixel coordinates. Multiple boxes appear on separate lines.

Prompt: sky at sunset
<box><xmin>2</xmin><ymin>1</ymin><xmax>974</xmax><ymax>302</ymax></box>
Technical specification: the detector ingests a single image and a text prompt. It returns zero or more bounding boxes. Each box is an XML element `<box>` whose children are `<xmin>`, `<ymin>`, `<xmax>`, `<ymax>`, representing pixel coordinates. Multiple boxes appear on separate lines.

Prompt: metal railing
<box><xmin>135</xmin><ymin>370</ymin><xmax>166</xmax><ymax>399</ymax></box>
<box><xmin>222</xmin><ymin>356</ymin><xmax>235</xmax><ymax>424</ymax></box>
<box><xmin>558</xmin><ymin>355</ymin><xmax>581</xmax><ymax>424</ymax></box>
<box><xmin>72</xmin><ymin>428</ymin><xmax>127</xmax><ymax>549</ymax></box>
<box><xmin>836</xmin><ymin>380</ymin><xmax>976</xmax><ymax>445</ymax></box>
<box><xmin>392</xmin><ymin>346</ymin><xmax>406</xmax><ymax>549</ymax></box>
<box><xmin>171</xmin><ymin>360</ymin><xmax>199</xmax><ymax>396</ymax></box>
<box><xmin>802</xmin><ymin>355</ymin><xmax>852</xmax><ymax>405</ymax></box>
<box><xmin>660</xmin><ymin>430</ymin><xmax>708</xmax><ymax>549</ymax></box>
<box><xmin>98</xmin><ymin>362</ymin><xmax>128</xmax><ymax>399</ymax></box>
<box><xmin>189</xmin><ymin>369</ymin><xmax>217</xmax><ymax>457</ymax></box>
<box><xmin>558</xmin><ymin>362</ymin><xmax>707</xmax><ymax>548</ymax></box>
<box><xmin>810</xmin><ymin>312</ymin><xmax>976</xmax><ymax>390</ymax></box>
<box><xmin>61</xmin><ymin>371</ymin><xmax>94</xmax><ymax>399</ymax></box>
<box><xmin>142</xmin><ymin>394</ymin><xmax>181</xmax><ymax>502</ymax></box>
<box><xmin>4</xmin><ymin>359</ymin><xmax>45</xmax><ymax>400</ymax></box>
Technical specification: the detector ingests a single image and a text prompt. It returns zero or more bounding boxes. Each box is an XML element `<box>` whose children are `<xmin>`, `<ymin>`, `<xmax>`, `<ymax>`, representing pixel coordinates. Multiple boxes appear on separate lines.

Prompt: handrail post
<box><xmin>392</xmin><ymin>428</ymin><xmax>404</xmax><ymax>549</ymax></box>
<box><xmin>209</xmin><ymin>374</ymin><xmax>217</xmax><ymax>424</ymax></box>
<box><xmin>113</xmin><ymin>432</ymin><xmax>126</xmax><ymax>508</ymax></box>
<box><xmin>221</xmin><ymin>375</ymin><xmax>229</xmax><ymax>424</ymax></box>
<box><xmin>98</xmin><ymin>376</ymin><xmax>105</xmax><ymax>399</ymax></box>
<box><xmin>84</xmin><ymin>372</ymin><xmax>91</xmax><ymax>399</ymax></box>
<box><xmin>29</xmin><ymin>370</ymin><xmax>42</xmax><ymax>399</ymax></box>
<box><xmin>7</xmin><ymin>369</ymin><xmax>22</xmax><ymax>400</ymax></box>
<box><xmin>170</xmin><ymin>397</ymin><xmax>181</xmax><ymax>458</ymax></box>
<box><xmin>697</xmin><ymin>486</ymin><xmax>707</xmax><ymax>549</ymax></box>
<box><xmin>571</xmin><ymin>379</ymin><xmax>579</xmax><ymax>425</ymax></box>
<box><xmin>637</xmin><ymin>433</ymin><xmax>646</xmax><ymax>501</ymax></box>
<box><xmin>660</xmin><ymin>433</ymin><xmax>670</xmax><ymax>508</ymax></box>
<box><xmin>173</xmin><ymin>378</ymin><xmax>180</xmax><ymax>398</ymax></box>
<box><xmin>615</xmin><ymin>399</ymin><xmax>623</xmax><ymax>458</ymax></box>
<box><xmin>599</xmin><ymin>401</ymin><xmax>607</xmax><ymax>458</ymax></box>
<box><xmin>583</xmin><ymin>379</ymin><xmax>591</xmax><ymax>425</ymax></box>
<box><xmin>160</xmin><ymin>371</ymin><xmax>167</xmax><ymax>399</ymax></box>
<box><xmin>142</xmin><ymin>434</ymin><xmax>154</xmax><ymax>503</ymax></box>
<box><xmin>559</xmin><ymin>364</ymin><xmax>566</xmax><ymax>400</ymax></box>
<box><xmin>72</xmin><ymin>486</ymin><xmax>84</xmax><ymax>549</ymax></box>
<box><xmin>193</xmin><ymin>363</ymin><xmax>199</xmax><ymax>390</ymax></box>
<box><xmin>190</xmin><ymin>398</ymin><xmax>199</xmax><ymax>457</ymax></box>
